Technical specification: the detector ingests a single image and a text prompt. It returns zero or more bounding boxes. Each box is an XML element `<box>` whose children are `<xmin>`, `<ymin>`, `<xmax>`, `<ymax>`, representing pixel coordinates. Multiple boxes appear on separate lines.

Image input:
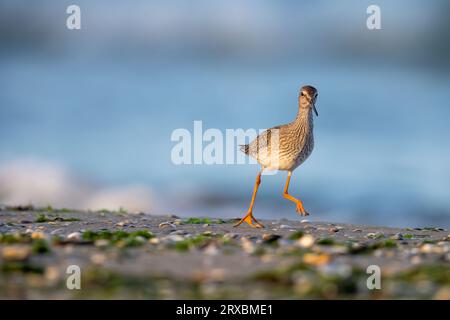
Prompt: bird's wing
<box><xmin>240</xmin><ymin>125</ymin><xmax>282</xmax><ymax>157</ymax></box>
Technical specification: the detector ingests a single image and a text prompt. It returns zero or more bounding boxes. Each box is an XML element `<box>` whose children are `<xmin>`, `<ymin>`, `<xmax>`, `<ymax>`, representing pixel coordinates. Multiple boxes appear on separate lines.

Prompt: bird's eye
<box><xmin>300</xmin><ymin>92</ymin><xmax>305</xmax><ymax>96</ymax></box>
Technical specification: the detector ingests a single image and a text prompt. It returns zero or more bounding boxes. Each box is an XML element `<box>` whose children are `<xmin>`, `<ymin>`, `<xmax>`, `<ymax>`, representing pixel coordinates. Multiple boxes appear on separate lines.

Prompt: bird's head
<box><xmin>298</xmin><ymin>85</ymin><xmax>318</xmax><ymax>116</ymax></box>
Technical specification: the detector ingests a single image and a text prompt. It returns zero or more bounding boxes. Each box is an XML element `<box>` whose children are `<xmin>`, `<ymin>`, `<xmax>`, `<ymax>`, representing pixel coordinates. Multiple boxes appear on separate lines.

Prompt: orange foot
<box><xmin>234</xmin><ymin>212</ymin><xmax>264</xmax><ymax>228</ymax></box>
<box><xmin>295</xmin><ymin>201</ymin><xmax>310</xmax><ymax>216</ymax></box>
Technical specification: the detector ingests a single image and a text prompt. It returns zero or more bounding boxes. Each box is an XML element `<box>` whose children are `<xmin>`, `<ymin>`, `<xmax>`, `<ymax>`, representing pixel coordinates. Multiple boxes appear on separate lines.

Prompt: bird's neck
<box><xmin>293</xmin><ymin>107</ymin><xmax>314</xmax><ymax>130</ymax></box>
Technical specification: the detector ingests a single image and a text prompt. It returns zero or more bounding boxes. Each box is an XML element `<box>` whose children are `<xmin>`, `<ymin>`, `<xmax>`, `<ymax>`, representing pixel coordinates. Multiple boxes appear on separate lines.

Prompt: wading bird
<box><xmin>235</xmin><ymin>85</ymin><xmax>319</xmax><ymax>228</ymax></box>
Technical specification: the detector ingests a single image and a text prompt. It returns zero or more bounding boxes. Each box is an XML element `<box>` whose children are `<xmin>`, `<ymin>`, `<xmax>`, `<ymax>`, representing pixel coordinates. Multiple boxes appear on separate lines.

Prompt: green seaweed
<box><xmin>81</xmin><ymin>230</ymin><xmax>153</xmax><ymax>247</ymax></box>
<box><xmin>183</xmin><ymin>217</ymin><xmax>213</xmax><ymax>224</ymax></box>
<box><xmin>31</xmin><ymin>239</ymin><xmax>51</xmax><ymax>254</ymax></box>
<box><xmin>288</xmin><ymin>231</ymin><xmax>304</xmax><ymax>240</ymax></box>
<box><xmin>317</xmin><ymin>238</ymin><xmax>335</xmax><ymax>245</ymax></box>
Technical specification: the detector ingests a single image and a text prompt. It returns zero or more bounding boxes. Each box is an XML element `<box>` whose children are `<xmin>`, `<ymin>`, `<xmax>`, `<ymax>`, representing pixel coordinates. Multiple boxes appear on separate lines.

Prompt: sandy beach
<box><xmin>0</xmin><ymin>206</ymin><xmax>449</xmax><ymax>299</ymax></box>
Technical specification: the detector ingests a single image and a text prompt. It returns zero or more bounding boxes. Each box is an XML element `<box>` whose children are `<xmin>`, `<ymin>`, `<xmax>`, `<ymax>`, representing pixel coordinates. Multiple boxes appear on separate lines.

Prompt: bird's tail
<box><xmin>239</xmin><ymin>144</ymin><xmax>249</xmax><ymax>155</ymax></box>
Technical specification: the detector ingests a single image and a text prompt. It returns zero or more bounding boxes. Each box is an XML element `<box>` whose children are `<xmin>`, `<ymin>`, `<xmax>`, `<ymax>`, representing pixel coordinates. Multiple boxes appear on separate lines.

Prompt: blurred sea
<box><xmin>1</xmin><ymin>1</ymin><xmax>449</xmax><ymax>227</ymax></box>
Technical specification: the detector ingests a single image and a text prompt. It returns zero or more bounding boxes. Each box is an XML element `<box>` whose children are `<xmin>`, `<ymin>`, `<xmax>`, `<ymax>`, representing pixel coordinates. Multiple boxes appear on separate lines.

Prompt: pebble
<box><xmin>116</xmin><ymin>220</ymin><xmax>131</xmax><ymax>227</ymax></box>
<box><xmin>159</xmin><ymin>221</ymin><xmax>177</xmax><ymax>229</ymax></box>
<box><xmin>303</xmin><ymin>253</ymin><xmax>331</xmax><ymax>266</ymax></box>
<box><xmin>279</xmin><ymin>225</ymin><xmax>292</xmax><ymax>229</ymax></box>
<box><xmin>203</xmin><ymin>244</ymin><xmax>219</xmax><ymax>256</ymax></box>
<box><xmin>31</xmin><ymin>232</ymin><xmax>47</xmax><ymax>239</ymax></box>
<box><xmin>329</xmin><ymin>226</ymin><xmax>342</xmax><ymax>233</ymax></box>
<box><xmin>20</xmin><ymin>220</ymin><xmax>32</xmax><ymax>224</ymax></box>
<box><xmin>391</xmin><ymin>233</ymin><xmax>403</xmax><ymax>240</ymax></box>
<box><xmin>224</xmin><ymin>233</ymin><xmax>238</xmax><ymax>240</ymax></box>
<box><xmin>149</xmin><ymin>237</ymin><xmax>160</xmax><ymax>245</ymax></box>
<box><xmin>173</xmin><ymin>219</ymin><xmax>183</xmax><ymax>225</ymax></box>
<box><xmin>50</xmin><ymin>229</ymin><xmax>63</xmax><ymax>235</ymax></box>
<box><xmin>2</xmin><ymin>246</ymin><xmax>30</xmax><ymax>261</ymax></box>
<box><xmin>366</xmin><ymin>232</ymin><xmax>384</xmax><ymax>239</ymax></box>
<box><xmin>241</xmin><ymin>238</ymin><xmax>255</xmax><ymax>254</ymax></box>
<box><xmin>420</xmin><ymin>244</ymin><xmax>434</xmax><ymax>253</ymax></box>
<box><xmin>170</xmin><ymin>230</ymin><xmax>188</xmax><ymax>236</ymax></box>
<box><xmin>297</xmin><ymin>234</ymin><xmax>315</xmax><ymax>248</ymax></box>
<box><xmin>67</xmin><ymin>232</ymin><xmax>82</xmax><ymax>241</ymax></box>
<box><xmin>300</xmin><ymin>219</ymin><xmax>310</xmax><ymax>223</ymax></box>
<box><xmin>44</xmin><ymin>266</ymin><xmax>60</xmax><ymax>283</ymax></box>
<box><xmin>166</xmin><ymin>235</ymin><xmax>184</xmax><ymax>242</ymax></box>
<box><xmin>262</xmin><ymin>233</ymin><xmax>281</xmax><ymax>243</ymax></box>
<box><xmin>91</xmin><ymin>253</ymin><xmax>107</xmax><ymax>265</ymax></box>
<box><xmin>94</xmin><ymin>239</ymin><xmax>109</xmax><ymax>247</ymax></box>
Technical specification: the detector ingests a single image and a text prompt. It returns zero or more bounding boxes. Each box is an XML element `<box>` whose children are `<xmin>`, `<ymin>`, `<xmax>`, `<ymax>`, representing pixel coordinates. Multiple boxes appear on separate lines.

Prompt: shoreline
<box><xmin>0</xmin><ymin>208</ymin><xmax>449</xmax><ymax>299</ymax></box>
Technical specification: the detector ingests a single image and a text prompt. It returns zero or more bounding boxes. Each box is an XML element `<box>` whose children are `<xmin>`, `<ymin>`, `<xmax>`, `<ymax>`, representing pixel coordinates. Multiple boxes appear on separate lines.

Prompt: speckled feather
<box><xmin>240</xmin><ymin>86</ymin><xmax>317</xmax><ymax>171</ymax></box>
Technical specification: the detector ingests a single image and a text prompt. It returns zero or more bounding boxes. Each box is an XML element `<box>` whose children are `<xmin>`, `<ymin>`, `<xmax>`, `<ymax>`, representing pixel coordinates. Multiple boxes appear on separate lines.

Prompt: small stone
<box><xmin>352</xmin><ymin>229</ymin><xmax>362</xmax><ymax>232</ymax></box>
<box><xmin>173</xmin><ymin>219</ymin><xmax>183</xmax><ymax>225</ymax></box>
<box><xmin>2</xmin><ymin>246</ymin><xmax>30</xmax><ymax>261</ymax></box>
<box><xmin>149</xmin><ymin>237</ymin><xmax>160</xmax><ymax>245</ymax></box>
<box><xmin>90</xmin><ymin>253</ymin><xmax>107</xmax><ymax>265</ymax></box>
<box><xmin>170</xmin><ymin>230</ymin><xmax>188</xmax><ymax>235</ymax></box>
<box><xmin>203</xmin><ymin>224</ymin><xmax>209</xmax><ymax>228</ymax></box>
<box><xmin>44</xmin><ymin>266</ymin><xmax>60</xmax><ymax>283</ymax></box>
<box><xmin>303</xmin><ymin>253</ymin><xmax>331</xmax><ymax>266</ymax></box>
<box><xmin>329</xmin><ymin>227</ymin><xmax>341</xmax><ymax>233</ymax></box>
<box><xmin>297</xmin><ymin>234</ymin><xmax>315</xmax><ymax>248</ymax></box>
<box><xmin>25</xmin><ymin>228</ymin><xmax>33</xmax><ymax>234</ymax></box>
<box><xmin>300</xmin><ymin>219</ymin><xmax>309</xmax><ymax>224</ymax></box>
<box><xmin>203</xmin><ymin>231</ymin><xmax>213</xmax><ymax>236</ymax></box>
<box><xmin>167</xmin><ymin>235</ymin><xmax>184</xmax><ymax>242</ymax></box>
<box><xmin>366</xmin><ymin>232</ymin><xmax>384</xmax><ymax>239</ymax></box>
<box><xmin>159</xmin><ymin>221</ymin><xmax>176</xmax><ymax>229</ymax></box>
<box><xmin>420</xmin><ymin>244</ymin><xmax>434</xmax><ymax>253</ymax></box>
<box><xmin>224</xmin><ymin>233</ymin><xmax>238</xmax><ymax>240</ymax></box>
<box><xmin>50</xmin><ymin>229</ymin><xmax>63</xmax><ymax>235</ymax></box>
<box><xmin>31</xmin><ymin>232</ymin><xmax>46</xmax><ymax>239</ymax></box>
<box><xmin>116</xmin><ymin>220</ymin><xmax>131</xmax><ymax>227</ymax></box>
<box><xmin>203</xmin><ymin>244</ymin><xmax>219</xmax><ymax>256</ymax></box>
<box><xmin>391</xmin><ymin>233</ymin><xmax>403</xmax><ymax>240</ymax></box>
<box><xmin>241</xmin><ymin>238</ymin><xmax>255</xmax><ymax>254</ymax></box>
<box><xmin>20</xmin><ymin>220</ymin><xmax>32</xmax><ymax>224</ymax></box>
<box><xmin>94</xmin><ymin>239</ymin><xmax>109</xmax><ymax>247</ymax></box>
<box><xmin>279</xmin><ymin>225</ymin><xmax>292</xmax><ymax>229</ymax></box>
<box><xmin>67</xmin><ymin>232</ymin><xmax>81</xmax><ymax>241</ymax></box>
<box><xmin>262</xmin><ymin>233</ymin><xmax>281</xmax><ymax>243</ymax></box>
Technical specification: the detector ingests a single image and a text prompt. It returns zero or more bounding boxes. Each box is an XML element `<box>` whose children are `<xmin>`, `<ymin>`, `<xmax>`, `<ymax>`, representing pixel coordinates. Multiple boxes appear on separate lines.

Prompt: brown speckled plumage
<box><xmin>241</xmin><ymin>85</ymin><xmax>317</xmax><ymax>171</ymax></box>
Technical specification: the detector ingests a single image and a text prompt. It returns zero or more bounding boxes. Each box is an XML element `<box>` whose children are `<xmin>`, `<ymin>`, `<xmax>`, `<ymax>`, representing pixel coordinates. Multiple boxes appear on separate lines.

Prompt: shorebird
<box><xmin>235</xmin><ymin>85</ymin><xmax>319</xmax><ymax>228</ymax></box>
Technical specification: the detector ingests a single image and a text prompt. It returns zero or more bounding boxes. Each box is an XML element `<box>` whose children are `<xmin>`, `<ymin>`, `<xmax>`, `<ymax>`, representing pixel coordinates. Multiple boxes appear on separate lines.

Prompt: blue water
<box><xmin>1</xmin><ymin>55</ymin><xmax>450</xmax><ymax>227</ymax></box>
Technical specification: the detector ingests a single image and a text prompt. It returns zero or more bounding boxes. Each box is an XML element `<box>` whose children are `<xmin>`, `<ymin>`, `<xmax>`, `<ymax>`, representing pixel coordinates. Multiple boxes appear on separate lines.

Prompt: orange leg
<box><xmin>234</xmin><ymin>170</ymin><xmax>264</xmax><ymax>228</ymax></box>
<box><xmin>283</xmin><ymin>171</ymin><xmax>309</xmax><ymax>216</ymax></box>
